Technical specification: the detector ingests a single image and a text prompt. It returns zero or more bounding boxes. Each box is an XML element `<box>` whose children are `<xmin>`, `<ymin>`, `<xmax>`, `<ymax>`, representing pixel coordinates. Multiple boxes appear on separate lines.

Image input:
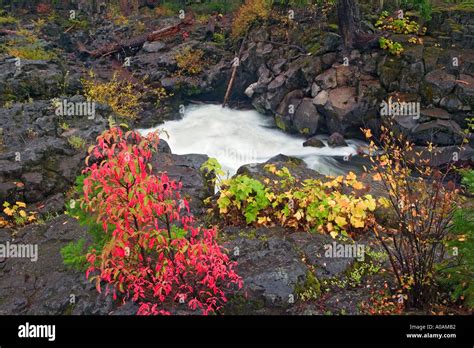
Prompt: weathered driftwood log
<box><xmin>78</xmin><ymin>17</ymin><xmax>194</xmax><ymax>58</ymax></box>
<box><xmin>223</xmin><ymin>34</ymin><xmax>248</xmax><ymax>107</ymax></box>
<box><xmin>0</xmin><ymin>29</ymin><xmax>18</xmax><ymax>36</ymax></box>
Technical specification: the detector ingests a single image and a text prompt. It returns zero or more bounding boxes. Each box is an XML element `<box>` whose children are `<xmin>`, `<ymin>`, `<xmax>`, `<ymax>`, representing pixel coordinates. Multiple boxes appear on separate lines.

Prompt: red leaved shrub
<box><xmin>36</xmin><ymin>3</ymin><xmax>52</xmax><ymax>15</ymax></box>
<box><xmin>81</xmin><ymin>127</ymin><xmax>242</xmax><ymax>315</ymax></box>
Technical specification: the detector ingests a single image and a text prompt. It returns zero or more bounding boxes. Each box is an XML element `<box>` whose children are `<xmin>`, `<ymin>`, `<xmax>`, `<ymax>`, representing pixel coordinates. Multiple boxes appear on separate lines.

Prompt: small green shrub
<box><xmin>0</xmin><ymin>11</ymin><xmax>17</xmax><ymax>25</ymax></box>
<box><xmin>61</xmin><ymin>175</ymin><xmax>110</xmax><ymax>271</ymax></box>
<box><xmin>7</xmin><ymin>44</ymin><xmax>56</xmax><ymax>60</ymax></box>
<box><xmin>379</xmin><ymin>37</ymin><xmax>404</xmax><ymax>56</ymax></box>
<box><xmin>437</xmin><ymin>170</ymin><xmax>474</xmax><ymax>309</ymax></box>
<box><xmin>231</xmin><ymin>0</ymin><xmax>271</xmax><ymax>39</ymax></box>
<box><xmin>401</xmin><ymin>0</ymin><xmax>432</xmax><ymax>20</ymax></box>
<box><xmin>212</xmin><ymin>32</ymin><xmax>226</xmax><ymax>45</ymax></box>
<box><xmin>61</xmin><ymin>238</ymin><xmax>88</xmax><ymax>271</ymax></box>
<box><xmin>202</xmin><ymin>158</ymin><xmax>377</xmax><ymax>237</ymax></box>
<box><xmin>67</xmin><ymin>135</ymin><xmax>86</xmax><ymax>150</ymax></box>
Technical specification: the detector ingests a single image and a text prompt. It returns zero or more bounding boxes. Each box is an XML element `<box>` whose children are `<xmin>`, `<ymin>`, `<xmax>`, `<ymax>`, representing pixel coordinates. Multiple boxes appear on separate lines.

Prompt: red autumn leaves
<box><xmin>81</xmin><ymin>127</ymin><xmax>242</xmax><ymax>315</ymax></box>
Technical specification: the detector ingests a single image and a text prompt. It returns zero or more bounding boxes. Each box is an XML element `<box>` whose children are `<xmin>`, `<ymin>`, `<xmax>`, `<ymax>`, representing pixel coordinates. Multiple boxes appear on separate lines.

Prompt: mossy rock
<box><xmin>328</xmin><ymin>23</ymin><xmax>339</xmax><ymax>32</ymax></box>
<box><xmin>274</xmin><ymin>114</ymin><xmax>286</xmax><ymax>131</ymax></box>
<box><xmin>295</xmin><ymin>270</ymin><xmax>321</xmax><ymax>302</ymax></box>
<box><xmin>307</xmin><ymin>42</ymin><xmax>321</xmax><ymax>55</ymax></box>
<box><xmin>224</xmin><ymin>294</ymin><xmax>266</xmax><ymax>315</ymax></box>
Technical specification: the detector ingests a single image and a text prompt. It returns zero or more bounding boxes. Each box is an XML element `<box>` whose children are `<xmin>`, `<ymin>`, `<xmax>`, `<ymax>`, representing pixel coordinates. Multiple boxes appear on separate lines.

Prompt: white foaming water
<box><xmin>138</xmin><ymin>104</ymin><xmax>365</xmax><ymax>176</ymax></box>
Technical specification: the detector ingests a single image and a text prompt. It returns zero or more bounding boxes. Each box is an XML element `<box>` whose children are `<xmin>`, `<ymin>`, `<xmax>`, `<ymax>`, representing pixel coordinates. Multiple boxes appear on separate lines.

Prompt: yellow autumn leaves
<box><xmin>215</xmin><ymin>165</ymin><xmax>380</xmax><ymax>238</ymax></box>
<box><xmin>231</xmin><ymin>0</ymin><xmax>271</xmax><ymax>39</ymax></box>
<box><xmin>1</xmin><ymin>201</ymin><xmax>36</xmax><ymax>228</ymax></box>
<box><xmin>82</xmin><ymin>70</ymin><xmax>169</xmax><ymax>120</ymax></box>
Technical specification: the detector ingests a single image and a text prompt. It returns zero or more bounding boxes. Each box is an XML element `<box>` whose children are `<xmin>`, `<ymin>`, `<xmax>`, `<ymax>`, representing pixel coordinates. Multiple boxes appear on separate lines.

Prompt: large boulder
<box><xmin>150</xmin><ymin>152</ymin><xmax>213</xmax><ymax>214</ymax></box>
<box><xmin>315</xmin><ymin>68</ymin><xmax>337</xmax><ymax>90</ymax></box>
<box><xmin>293</xmin><ymin>98</ymin><xmax>320</xmax><ymax>135</ymax></box>
<box><xmin>225</xmin><ymin>228</ymin><xmax>307</xmax><ymax>309</ymax></box>
<box><xmin>327</xmin><ymin>132</ymin><xmax>348</xmax><ymax>147</ymax></box>
<box><xmin>455</xmin><ymin>74</ymin><xmax>474</xmax><ymax>108</ymax></box>
<box><xmin>319</xmin><ymin>87</ymin><xmax>365</xmax><ymax>135</ymax></box>
<box><xmin>421</xmin><ymin>69</ymin><xmax>457</xmax><ymax>103</ymax></box>
<box><xmin>223</xmin><ymin>226</ymin><xmax>358</xmax><ymax>313</ymax></box>
<box><xmin>237</xmin><ymin>154</ymin><xmax>325</xmax><ymax>182</ymax></box>
<box><xmin>303</xmin><ymin>137</ymin><xmax>325</xmax><ymax>148</ymax></box>
<box><xmin>399</xmin><ymin>61</ymin><xmax>425</xmax><ymax>93</ymax></box>
<box><xmin>410</xmin><ymin>119</ymin><xmax>465</xmax><ymax>146</ymax></box>
<box><xmin>142</xmin><ymin>41</ymin><xmax>166</xmax><ymax>53</ymax></box>
<box><xmin>377</xmin><ymin>56</ymin><xmax>404</xmax><ymax>92</ymax></box>
<box><xmin>0</xmin><ymin>216</ymin><xmax>113</xmax><ymax>315</ymax></box>
<box><xmin>0</xmin><ymin>59</ymin><xmax>68</xmax><ymax>103</ymax></box>
<box><xmin>0</xmin><ymin>99</ymin><xmax>109</xmax><ymax>204</ymax></box>
<box><xmin>274</xmin><ymin>90</ymin><xmax>304</xmax><ymax>132</ymax></box>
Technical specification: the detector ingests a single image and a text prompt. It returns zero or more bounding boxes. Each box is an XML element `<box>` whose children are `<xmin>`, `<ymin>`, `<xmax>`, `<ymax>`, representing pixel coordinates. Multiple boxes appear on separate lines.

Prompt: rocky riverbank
<box><xmin>0</xmin><ymin>1</ymin><xmax>472</xmax><ymax>315</ymax></box>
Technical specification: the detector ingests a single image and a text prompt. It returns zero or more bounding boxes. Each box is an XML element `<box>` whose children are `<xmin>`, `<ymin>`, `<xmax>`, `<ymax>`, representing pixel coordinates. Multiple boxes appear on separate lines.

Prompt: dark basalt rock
<box><xmin>303</xmin><ymin>137</ymin><xmax>325</xmax><ymax>148</ymax></box>
<box><xmin>0</xmin><ymin>215</ymin><xmax>113</xmax><ymax>315</ymax></box>
<box><xmin>149</xmin><ymin>152</ymin><xmax>213</xmax><ymax>214</ymax></box>
<box><xmin>293</xmin><ymin>98</ymin><xmax>320</xmax><ymax>135</ymax></box>
<box><xmin>224</xmin><ymin>227</ymin><xmax>357</xmax><ymax>313</ymax></box>
<box><xmin>421</xmin><ymin>69</ymin><xmax>457</xmax><ymax>103</ymax></box>
<box><xmin>237</xmin><ymin>154</ymin><xmax>325</xmax><ymax>183</ymax></box>
<box><xmin>0</xmin><ymin>99</ymin><xmax>109</xmax><ymax>204</ymax></box>
<box><xmin>328</xmin><ymin>132</ymin><xmax>348</xmax><ymax>148</ymax></box>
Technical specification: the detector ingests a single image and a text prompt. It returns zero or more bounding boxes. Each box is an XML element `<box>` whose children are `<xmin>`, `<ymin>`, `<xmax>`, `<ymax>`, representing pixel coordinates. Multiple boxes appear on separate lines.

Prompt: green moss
<box><xmin>300</xmin><ymin>127</ymin><xmax>310</xmax><ymax>135</ymax></box>
<box><xmin>328</xmin><ymin>23</ymin><xmax>339</xmax><ymax>32</ymax></box>
<box><xmin>238</xmin><ymin>229</ymin><xmax>257</xmax><ymax>240</ymax></box>
<box><xmin>433</xmin><ymin>2</ymin><xmax>474</xmax><ymax>12</ymax></box>
<box><xmin>274</xmin><ymin>114</ymin><xmax>286</xmax><ymax>131</ymax></box>
<box><xmin>322</xmin><ymin>248</ymin><xmax>387</xmax><ymax>290</ymax></box>
<box><xmin>67</xmin><ymin>135</ymin><xmax>86</xmax><ymax>150</ymax></box>
<box><xmin>0</xmin><ymin>12</ymin><xmax>17</xmax><ymax>25</ymax></box>
<box><xmin>225</xmin><ymin>294</ymin><xmax>265</xmax><ymax>314</ymax></box>
<box><xmin>62</xmin><ymin>302</ymin><xmax>76</xmax><ymax>315</ymax></box>
<box><xmin>307</xmin><ymin>42</ymin><xmax>321</xmax><ymax>55</ymax></box>
<box><xmin>295</xmin><ymin>270</ymin><xmax>321</xmax><ymax>301</ymax></box>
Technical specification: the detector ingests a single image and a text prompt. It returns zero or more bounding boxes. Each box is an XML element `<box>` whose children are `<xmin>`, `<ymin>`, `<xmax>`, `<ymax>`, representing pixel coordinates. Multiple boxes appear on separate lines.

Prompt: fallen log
<box><xmin>78</xmin><ymin>17</ymin><xmax>194</xmax><ymax>58</ymax></box>
<box><xmin>0</xmin><ymin>29</ymin><xmax>18</xmax><ymax>36</ymax></box>
<box><xmin>223</xmin><ymin>34</ymin><xmax>247</xmax><ymax>107</ymax></box>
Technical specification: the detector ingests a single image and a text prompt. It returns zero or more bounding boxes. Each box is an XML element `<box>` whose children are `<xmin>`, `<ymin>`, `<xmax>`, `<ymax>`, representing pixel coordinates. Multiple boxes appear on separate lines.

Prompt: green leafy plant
<box><xmin>401</xmin><ymin>0</ymin><xmax>432</xmax><ymax>21</ymax></box>
<box><xmin>437</xmin><ymin>170</ymin><xmax>474</xmax><ymax>309</ymax></box>
<box><xmin>0</xmin><ymin>10</ymin><xmax>17</xmax><ymax>25</ymax></box>
<box><xmin>379</xmin><ymin>37</ymin><xmax>404</xmax><ymax>56</ymax></box>
<box><xmin>202</xmin><ymin>159</ymin><xmax>377</xmax><ymax>237</ymax></box>
<box><xmin>375</xmin><ymin>11</ymin><xmax>425</xmax><ymax>34</ymax></box>
<box><xmin>6</xmin><ymin>44</ymin><xmax>57</xmax><ymax>60</ymax></box>
<box><xmin>68</xmin><ymin>135</ymin><xmax>86</xmax><ymax>150</ymax></box>
<box><xmin>61</xmin><ymin>175</ymin><xmax>110</xmax><ymax>271</ymax></box>
<box><xmin>212</xmin><ymin>32</ymin><xmax>226</xmax><ymax>46</ymax></box>
<box><xmin>61</xmin><ymin>238</ymin><xmax>88</xmax><ymax>271</ymax></box>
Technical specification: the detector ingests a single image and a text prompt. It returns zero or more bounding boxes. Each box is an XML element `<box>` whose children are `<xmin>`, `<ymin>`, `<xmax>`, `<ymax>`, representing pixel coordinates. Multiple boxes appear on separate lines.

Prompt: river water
<box><xmin>138</xmin><ymin>104</ymin><xmax>366</xmax><ymax>177</ymax></box>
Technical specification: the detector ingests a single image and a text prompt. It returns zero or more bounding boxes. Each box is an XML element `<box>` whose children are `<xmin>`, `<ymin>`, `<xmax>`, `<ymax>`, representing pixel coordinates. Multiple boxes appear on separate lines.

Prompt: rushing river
<box><xmin>138</xmin><ymin>104</ymin><xmax>366</xmax><ymax>177</ymax></box>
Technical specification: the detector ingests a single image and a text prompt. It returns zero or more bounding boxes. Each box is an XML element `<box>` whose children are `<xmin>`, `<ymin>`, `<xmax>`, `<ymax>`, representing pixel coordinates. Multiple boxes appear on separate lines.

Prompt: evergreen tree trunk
<box><xmin>337</xmin><ymin>0</ymin><xmax>362</xmax><ymax>48</ymax></box>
